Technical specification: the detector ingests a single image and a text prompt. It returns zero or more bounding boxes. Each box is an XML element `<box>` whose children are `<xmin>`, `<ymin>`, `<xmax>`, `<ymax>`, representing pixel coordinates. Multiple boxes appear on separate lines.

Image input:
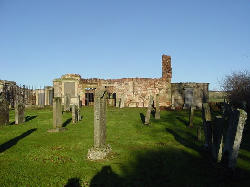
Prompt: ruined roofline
<box><xmin>171</xmin><ymin>82</ymin><xmax>209</xmax><ymax>84</ymax></box>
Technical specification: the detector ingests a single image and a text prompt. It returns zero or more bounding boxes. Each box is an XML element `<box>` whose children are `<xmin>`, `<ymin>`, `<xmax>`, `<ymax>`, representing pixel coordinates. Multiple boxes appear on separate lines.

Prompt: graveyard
<box><xmin>0</xmin><ymin>103</ymin><xmax>250</xmax><ymax>186</ymax></box>
<box><xmin>1</xmin><ymin>1</ymin><xmax>250</xmax><ymax>186</ymax></box>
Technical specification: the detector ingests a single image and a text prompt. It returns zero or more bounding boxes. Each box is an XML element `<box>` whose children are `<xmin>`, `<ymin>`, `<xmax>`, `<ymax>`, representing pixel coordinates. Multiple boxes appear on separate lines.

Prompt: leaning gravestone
<box><xmin>0</xmin><ymin>93</ymin><xmax>9</xmax><ymax>126</ymax></box>
<box><xmin>189</xmin><ymin>106</ymin><xmax>195</xmax><ymax>127</ymax></box>
<box><xmin>48</xmin><ymin>97</ymin><xmax>66</xmax><ymax>132</ymax></box>
<box><xmin>222</xmin><ymin>109</ymin><xmax>247</xmax><ymax>169</ymax></box>
<box><xmin>155</xmin><ymin>94</ymin><xmax>160</xmax><ymax>120</ymax></box>
<box><xmin>144</xmin><ymin>95</ymin><xmax>154</xmax><ymax>125</ymax></box>
<box><xmin>15</xmin><ymin>103</ymin><xmax>25</xmax><ymax>124</ymax></box>
<box><xmin>202</xmin><ymin>103</ymin><xmax>212</xmax><ymax>149</ymax></box>
<box><xmin>64</xmin><ymin>94</ymin><xmax>71</xmax><ymax>112</ymax></box>
<box><xmin>87</xmin><ymin>87</ymin><xmax>111</xmax><ymax>160</ymax></box>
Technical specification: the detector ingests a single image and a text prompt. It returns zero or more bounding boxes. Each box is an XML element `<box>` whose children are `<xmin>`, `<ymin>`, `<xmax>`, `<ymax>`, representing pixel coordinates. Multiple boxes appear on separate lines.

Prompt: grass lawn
<box><xmin>0</xmin><ymin>106</ymin><xmax>250</xmax><ymax>186</ymax></box>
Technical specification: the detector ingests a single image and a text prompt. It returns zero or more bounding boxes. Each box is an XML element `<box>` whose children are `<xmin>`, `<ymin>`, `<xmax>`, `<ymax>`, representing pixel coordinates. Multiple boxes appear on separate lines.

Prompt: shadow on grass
<box><xmin>139</xmin><ymin>113</ymin><xmax>145</xmax><ymax>124</ymax></box>
<box><xmin>62</xmin><ymin>118</ymin><xmax>72</xmax><ymax>127</ymax></box>
<box><xmin>90</xmin><ymin>128</ymin><xmax>250</xmax><ymax>186</ymax></box>
<box><xmin>25</xmin><ymin>115</ymin><xmax>38</xmax><ymax>122</ymax></box>
<box><xmin>176</xmin><ymin>116</ymin><xmax>189</xmax><ymax>127</ymax></box>
<box><xmin>0</xmin><ymin>128</ymin><xmax>37</xmax><ymax>153</ymax></box>
<box><xmin>65</xmin><ymin>178</ymin><xmax>81</xmax><ymax>187</ymax></box>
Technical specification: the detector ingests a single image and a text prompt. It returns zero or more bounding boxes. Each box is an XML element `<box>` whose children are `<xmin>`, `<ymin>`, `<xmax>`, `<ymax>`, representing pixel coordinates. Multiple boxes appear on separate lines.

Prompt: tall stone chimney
<box><xmin>162</xmin><ymin>55</ymin><xmax>172</xmax><ymax>80</ymax></box>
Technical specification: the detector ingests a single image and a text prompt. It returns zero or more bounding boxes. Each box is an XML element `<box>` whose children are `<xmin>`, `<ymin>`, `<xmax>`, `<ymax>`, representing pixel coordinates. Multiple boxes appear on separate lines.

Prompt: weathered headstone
<box><xmin>145</xmin><ymin>95</ymin><xmax>154</xmax><ymax>125</ymax></box>
<box><xmin>222</xmin><ymin>109</ymin><xmax>247</xmax><ymax>169</ymax></box>
<box><xmin>171</xmin><ymin>95</ymin><xmax>175</xmax><ymax>110</ymax></box>
<box><xmin>64</xmin><ymin>94</ymin><xmax>71</xmax><ymax>112</ymax></box>
<box><xmin>87</xmin><ymin>87</ymin><xmax>111</xmax><ymax>160</ymax></box>
<box><xmin>72</xmin><ymin>104</ymin><xmax>77</xmax><ymax>124</ymax></box>
<box><xmin>48</xmin><ymin>97</ymin><xmax>65</xmax><ymax>132</ymax></box>
<box><xmin>77</xmin><ymin>106</ymin><xmax>81</xmax><ymax>121</ymax></box>
<box><xmin>211</xmin><ymin>116</ymin><xmax>224</xmax><ymax>162</ymax></box>
<box><xmin>15</xmin><ymin>103</ymin><xmax>25</xmax><ymax>124</ymax></box>
<box><xmin>155</xmin><ymin>94</ymin><xmax>160</xmax><ymax>120</ymax></box>
<box><xmin>189</xmin><ymin>106</ymin><xmax>195</xmax><ymax>127</ymax></box>
<box><xmin>202</xmin><ymin>103</ymin><xmax>212</xmax><ymax>149</ymax></box>
<box><xmin>0</xmin><ymin>93</ymin><xmax>9</xmax><ymax>126</ymax></box>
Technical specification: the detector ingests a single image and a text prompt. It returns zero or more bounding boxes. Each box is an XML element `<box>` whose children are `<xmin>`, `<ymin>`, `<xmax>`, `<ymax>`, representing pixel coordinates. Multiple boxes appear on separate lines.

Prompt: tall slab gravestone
<box><xmin>72</xmin><ymin>104</ymin><xmax>77</xmax><ymax>124</ymax></box>
<box><xmin>155</xmin><ymin>94</ymin><xmax>160</xmax><ymax>120</ymax></box>
<box><xmin>87</xmin><ymin>87</ymin><xmax>111</xmax><ymax>160</ymax></box>
<box><xmin>189</xmin><ymin>106</ymin><xmax>195</xmax><ymax>127</ymax></box>
<box><xmin>15</xmin><ymin>103</ymin><xmax>25</xmax><ymax>124</ymax></box>
<box><xmin>48</xmin><ymin>97</ymin><xmax>66</xmax><ymax>132</ymax></box>
<box><xmin>222</xmin><ymin>109</ymin><xmax>247</xmax><ymax>169</ymax></box>
<box><xmin>145</xmin><ymin>95</ymin><xmax>154</xmax><ymax>125</ymax></box>
<box><xmin>0</xmin><ymin>93</ymin><xmax>9</xmax><ymax>126</ymax></box>
<box><xmin>64</xmin><ymin>94</ymin><xmax>71</xmax><ymax>112</ymax></box>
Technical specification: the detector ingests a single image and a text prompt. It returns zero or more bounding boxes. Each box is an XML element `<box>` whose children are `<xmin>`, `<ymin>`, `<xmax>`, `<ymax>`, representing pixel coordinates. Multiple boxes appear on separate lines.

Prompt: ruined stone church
<box><xmin>53</xmin><ymin>55</ymin><xmax>209</xmax><ymax>109</ymax></box>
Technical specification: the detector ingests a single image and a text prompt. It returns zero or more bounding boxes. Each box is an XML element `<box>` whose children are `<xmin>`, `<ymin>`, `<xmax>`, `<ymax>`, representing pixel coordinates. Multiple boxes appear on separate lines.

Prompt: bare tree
<box><xmin>221</xmin><ymin>70</ymin><xmax>250</xmax><ymax>113</ymax></box>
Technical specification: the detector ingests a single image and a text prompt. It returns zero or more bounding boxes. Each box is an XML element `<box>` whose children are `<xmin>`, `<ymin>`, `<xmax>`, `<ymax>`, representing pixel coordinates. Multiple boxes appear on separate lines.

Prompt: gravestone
<box><xmin>171</xmin><ymin>95</ymin><xmax>175</xmax><ymax>110</ymax></box>
<box><xmin>183</xmin><ymin>87</ymin><xmax>194</xmax><ymax>109</ymax></box>
<box><xmin>202</xmin><ymin>103</ymin><xmax>212</xmax><ymax>149</ymax></box>
<box><xmin>188</xmin><ymin>106</ymin><xmax>195</xmax><ymax>127</ymax></box>
<box><xmin>77</xmin><ymin>106</ymin><xmax>81</xmax><ymax>121</ymax></box>
<box><xmin>222</xmin><ymin>109</ymin><xmax>247</xmax><ymax>169</ymax></box>
<box><xmin>87</xmin><ymin>87</ymin><xmax>111</xmax><ymax>160</ymax></box>
<box><xmin>48</xmin><ymin>97</ymin><xmax>65</xmax><ymax>132</ymax></box>
<box><xmin>72</xmin><ymin>104</ymin><xmax>77</xmax><ymax>124</ymax></box>
<box><xmin>145</xmin><ymin>95</ymin><xmax>154</xmax><ymax>125</ymax></box>
<box><xmin>155</xmin><ymin>94</ymin><xmax>160</xmax><ymax>119</ymax></box>
<box><xmin>0</xmin><ymin>93</ymin><xmax>9</xmax><ymax>126</ymax></box>
<box><xmin>64</xmin><ymin>94</ymin><xmax>71</xmax><ymax>112</ymax></box>
<box><xmin>211</xmin><ymin>116</ymin><xmax>224</xmax><ymax>162</ymax></box>
<box><xmin>15</xmin><ymin>103</ymin><xmax>25</xmax><ymax>124</ymax></box>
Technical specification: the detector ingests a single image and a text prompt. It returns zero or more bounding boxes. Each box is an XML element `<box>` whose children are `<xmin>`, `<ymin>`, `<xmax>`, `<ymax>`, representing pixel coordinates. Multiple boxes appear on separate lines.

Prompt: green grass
<box><xmin>0</xmin><ymin>107</ymin><xmax>250</xmax><ymax>186</ymax></box>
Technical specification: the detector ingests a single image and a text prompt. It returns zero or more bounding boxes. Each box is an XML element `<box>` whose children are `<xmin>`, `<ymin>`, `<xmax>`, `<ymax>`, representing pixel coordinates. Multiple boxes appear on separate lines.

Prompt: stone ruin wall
<box><xmin>53</xmin><ymin>55</ymin><xmax>173</xmax><ymax>107</ymax></box>
<box><xmin>171</xmin><ymin>82</ymin><xmax>209</xmax><ymax>109</ymax></box>
<box><xmin>80</xmin><ymin>77</ymin><xmax>171</xmax><ymax>107</ymax></box>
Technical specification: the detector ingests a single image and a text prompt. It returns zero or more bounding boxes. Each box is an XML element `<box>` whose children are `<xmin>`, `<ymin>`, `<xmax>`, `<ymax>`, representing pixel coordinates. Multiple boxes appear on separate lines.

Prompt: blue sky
<box><xmin>0</xmin><ymin>0</ymin><xmax>249</xmax><ymax>90</ymax></box>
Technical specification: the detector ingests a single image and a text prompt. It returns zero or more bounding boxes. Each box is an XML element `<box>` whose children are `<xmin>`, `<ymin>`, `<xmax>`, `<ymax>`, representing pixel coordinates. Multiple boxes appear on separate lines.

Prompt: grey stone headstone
<box><xmin>145</xmin><ymin>95</ymin><xmax>154</xmax><ymax>125</ymax></box>
<box><xmin>189</xmin><ymin>106</ymin><xmax>195</xmax><ymax>127</ymax></box>
<box><xmin>53</xmin><ymin>97</ymin><xmax>62</xmax><ymax>128</ymax></box>
<box><xmin>77</xmin><ymin>106</ymin><xmax>81</xmax><ymax>121</ymax></box>
<box><xmin>222</xmin><ymin>109</ymin><xmax>247</xmax><ymax>169</ymax></box>
<box><xmin>15</xmin><ymin>103</ymin><xmax>25</xmax><ymax>124</ymax></box>
<box><xmin>155</xmin><ymin>94</ymin><xmax>160</xmax><ymax>120</ymax></box>
<box><xmin>94</xmin><ymin>87</ymin><xmax>107</xmax><ymax>148</ymax></box>
<box><xmin>64</xmin><ymin>94</ymin><xmax>71</xmax><ymax>112</ymax></box>
<box><xmin>72</xmin><ymin>104</ymin><xmax>77</xmax><ymax>124</ymax></box>
<box><xmin>0</xmin><ymin>94</ymin><xmax>9</xmax><ymax>126</ymax></box>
